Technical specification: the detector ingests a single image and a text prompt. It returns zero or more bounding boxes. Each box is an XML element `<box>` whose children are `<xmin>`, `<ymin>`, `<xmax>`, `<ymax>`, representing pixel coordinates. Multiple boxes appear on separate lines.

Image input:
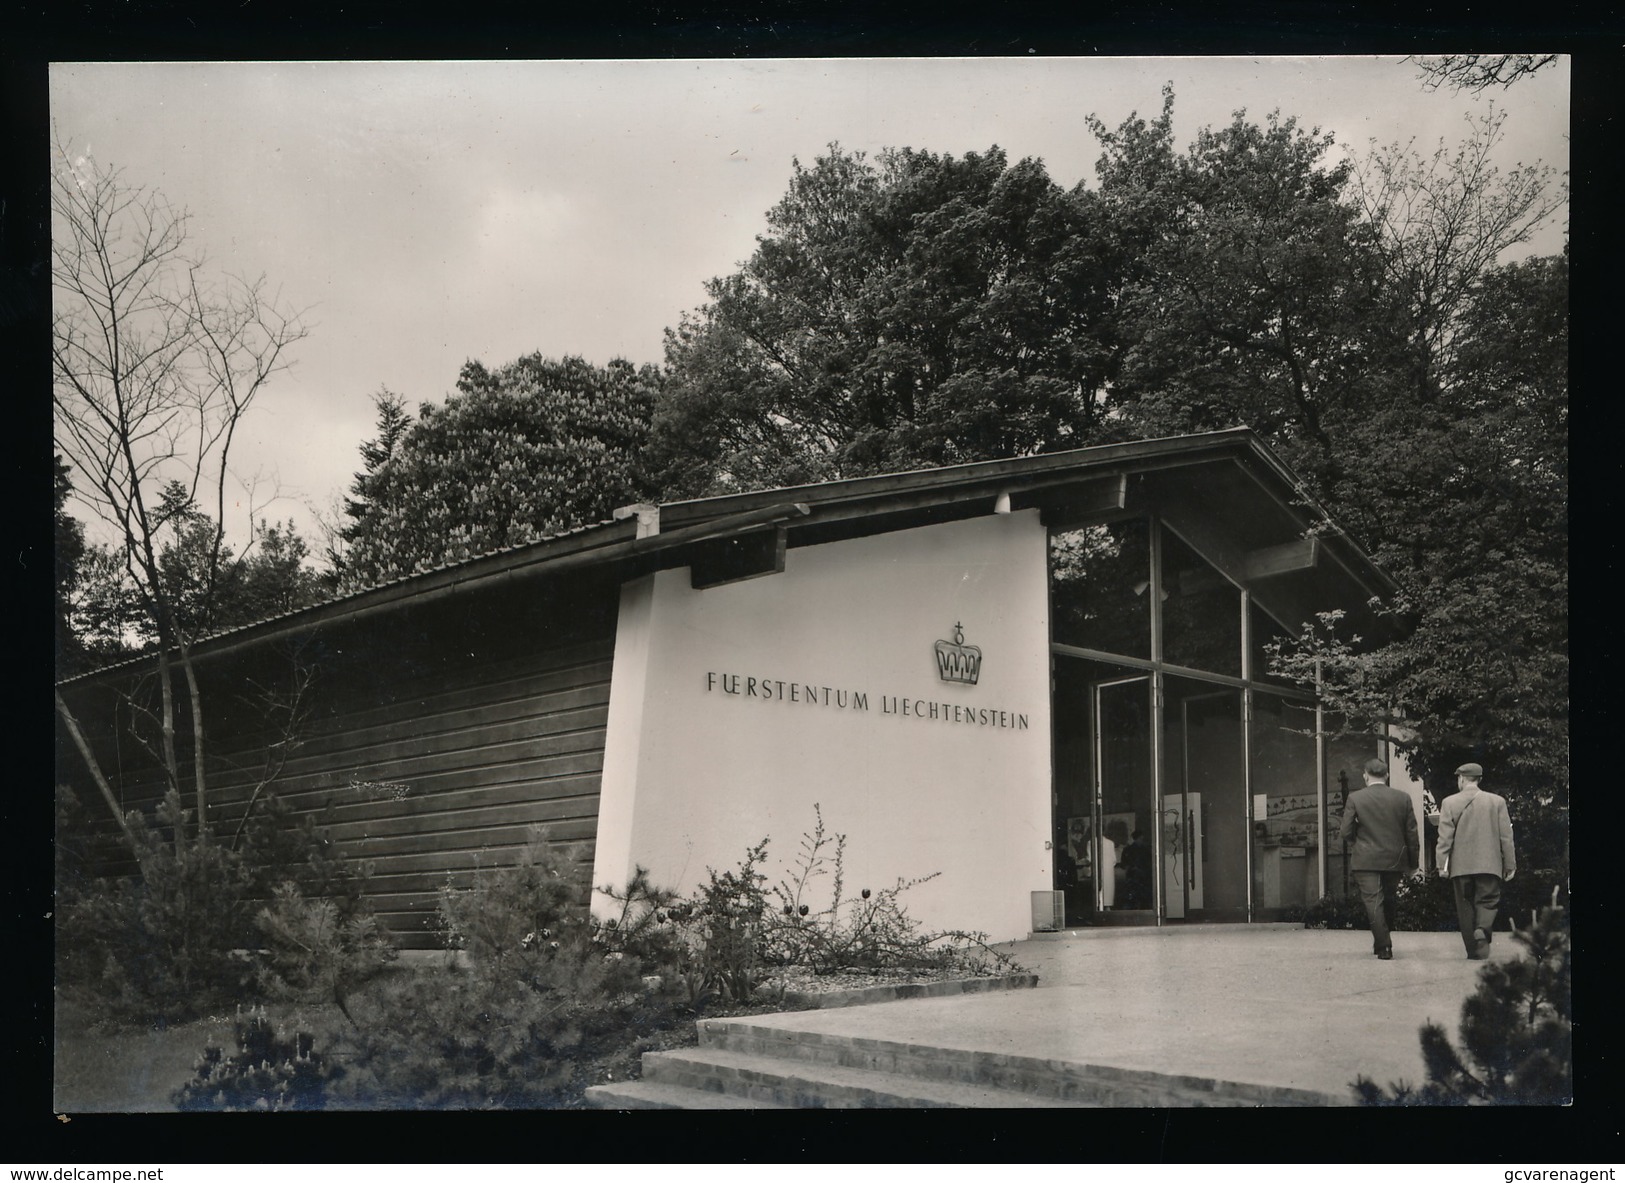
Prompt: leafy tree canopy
<box><xmin>649</xmin><ymin>143</ymin><xmax>1116</xmax><ymax>495</ymax></box>
<box><xmin>336</xmin><ymin>354</ymin><xmax>659</xmax><ymax>591</ymax></box>
<box><xmin>1087</xmin><ymin>88</ymin><xmax>1399</xmax><ymax>477</ymax></box>
<box><xmin>1280</xmin><ymin>250</ymin><xmax>1568</xmax><ymax>806</ymax></box>
<box><xmin>1073</xmin><ymin>91</ymin><xmax>1567</xmax><ymax>808</ymax></box>
<box><xmin>642</xmin><ymin>86</ymin><xmax>1567</xmax><ymax>812</ymax></box>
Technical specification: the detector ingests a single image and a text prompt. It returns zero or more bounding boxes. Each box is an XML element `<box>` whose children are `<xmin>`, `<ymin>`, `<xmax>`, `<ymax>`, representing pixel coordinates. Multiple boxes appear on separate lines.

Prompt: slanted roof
<box><xmin>58</xmin><ymin>428</ymin><xmax>1396</xmax><ymax>685</ymax></box>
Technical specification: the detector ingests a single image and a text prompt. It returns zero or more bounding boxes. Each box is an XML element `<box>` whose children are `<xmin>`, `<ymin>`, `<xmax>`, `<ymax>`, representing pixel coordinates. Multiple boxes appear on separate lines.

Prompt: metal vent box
<box><xmin>1030</xmin><ymin>889</ymin><xmax>1065</xmax><ymax>933</ymax></box>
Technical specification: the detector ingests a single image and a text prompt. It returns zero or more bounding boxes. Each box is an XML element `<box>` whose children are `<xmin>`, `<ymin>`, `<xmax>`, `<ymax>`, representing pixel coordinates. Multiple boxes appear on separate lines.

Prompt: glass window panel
<box><xmin>1049</xmin><ymin>518</ymin><xmax>1151</xmax><ymax>660</ymax></box>
<box><xmin>1248</xmin><ymin>692</ymin><xmax>1322</xmax><ymax>918</ymax></box>
<box><xmin>1248</xmin><ymin>599</ymin><xmax>1301</xmax><ymax>689</ymax></box>
<box><xmin>1159</xmin><ymin>525</ymin><xmax>1242</xmax><ymax>677</ymax></box>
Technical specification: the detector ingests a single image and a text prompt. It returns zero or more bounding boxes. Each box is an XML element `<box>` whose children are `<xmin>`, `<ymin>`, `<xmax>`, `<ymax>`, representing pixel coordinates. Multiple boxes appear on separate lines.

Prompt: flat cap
<box><xmin>1455</xmin><ymin>762</ymin><xmax>1483</xmax><ymax>777</ymax></box>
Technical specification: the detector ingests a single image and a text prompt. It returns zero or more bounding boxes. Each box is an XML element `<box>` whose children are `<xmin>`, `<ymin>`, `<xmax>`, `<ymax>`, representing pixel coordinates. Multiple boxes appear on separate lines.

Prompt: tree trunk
<box><xmin>179</xmin><ymin>645</ymin><xmax>210</xmax><ymax>840</ymax></box>
<box><xmin>54</xmin><ymin>689</ymin><xmax>141</xmax><ymax>853</ymax></box>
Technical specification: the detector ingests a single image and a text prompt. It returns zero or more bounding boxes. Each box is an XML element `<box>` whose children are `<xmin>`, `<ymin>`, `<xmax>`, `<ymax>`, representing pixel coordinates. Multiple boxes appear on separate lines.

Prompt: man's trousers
<box><xmin>1352</xmin><ymin>869</ymin><xmax>1402</xmax><ymax>953</ymax></box>
<box><xmin>1451</xmin><ymin>873</ymin><xmax>1504</xmax><ymax>954</ymax></box>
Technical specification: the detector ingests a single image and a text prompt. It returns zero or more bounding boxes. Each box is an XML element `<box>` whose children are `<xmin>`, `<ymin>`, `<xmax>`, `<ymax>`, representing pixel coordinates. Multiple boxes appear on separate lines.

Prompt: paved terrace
<box><xmin>720</xmin><ymin>924</ymin><xmax>1515</xmax><ymax>1103</ymax></box>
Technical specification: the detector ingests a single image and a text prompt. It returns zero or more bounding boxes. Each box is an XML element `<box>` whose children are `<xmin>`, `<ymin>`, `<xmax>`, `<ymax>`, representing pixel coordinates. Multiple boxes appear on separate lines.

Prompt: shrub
<box><xmin>173</xmin><ymin>1005</ymin><xmax>342</xmax><ymax>1111</ymax></box>
<box><xmin>237</xmin><ymin>791</ymin><xmax>375</xmax><ymax>923</ymax></box>
<box><xmin>56</xmin><ymin>787</ymin><xmax>392</xmax><ymax>1026</ymax></box>
<box><xmin>253</xmin><ymin>883</ymin><xmax>397</xmax><ymax>1018</ymax></box>
<box><xmin>327</xmin><ymin>959</ymin><xmax>686</xmax><ymax>1109</ymax></box>
<box><xmin>1300</xmin><ymin>872</ymin><xmax>1455</xmax><ymax>933</ymax></box>
<box><xmin>54</xmin><ymin>785</ymin><xmax>124</xmax><ymax>898</ymax></box>
<box><xmin>434</xmin><ymin>829</ymin><xmax>652</xmax><ymax>1001</ymax></box>
<box><xmin>593</xmin><ymin>867</ymin><xmax>702</xmax><ymax>1002</ymax></box>
<box><xmin>1296</xmin><ymin>893</ymin><xmax>1364</xmax><ymax>930</ymax></box>
<box><xmin>1352</xmin><ymin>900</ymin><xmax>1571</xmax><ymax>1105</ymax></box>
<box><xmin>330</xmin><ymin>834</ymin><xmax>685</xmax><ymax>1108</ymax></box>
<box><xmin>436</xmin><ymin>830</ymin><xmax>594</xmax><ymax>969</ymax></box>
<box><xmin>1304</xmin><ymin>871</ymin><xmax>1564</xmax><ymax>936</ymax></box>
<box><xmin>596</xmin><ymin>807</ymin><xmax>1020</xmax><ymax>1005</ymax></box>
<box><xmin>1393</xmin><ymin>870</ymin><xmax>1460</xmax><ymax>932</ymax></box>
<box><xmin>56</xmin><ymin>791</ymin><xmax>256</xmax><ymax>1023</ymax></box>
<box><xmin>765</xmin><ymin>805</ymin><xmax>1014</xmax><ymax>979</ymax></box>
<box><xmin>1498</xmin><ymin>868</ymin><xmax>1568</xmax><ymax>933</ymax></box>
<box><xmin>326</xmin><ymin>812</ymin><xmax>1022</xmax><ymax>1107</ymax></box>
<box><xmin>689</xmin><ymin>838</ymin><xmax>774</xmax><ymax>1003</ymax></box>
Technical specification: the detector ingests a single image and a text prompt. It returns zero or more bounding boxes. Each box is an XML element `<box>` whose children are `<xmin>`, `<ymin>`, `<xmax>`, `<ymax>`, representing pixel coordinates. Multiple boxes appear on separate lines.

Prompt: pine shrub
<box><xmin>56</xmin><ymin>792</ymin><xmax>256</xmax><ymax>1023</ymax></box>
<box><xmin>56</xmin><ymin>788</ymin><xmax>393</xmax><ymax>1026</ymax></box>
<box><xmin>322</xmin><ymin>814</ymin><xmax>1022</xmax><ymax>1107</ymax></box>
<box><xmin>253</xmin><ymin>883</ymin><xmax>397</xmax><ymax>1017</ymax></box>
<box><xmin>173</xmin><ymin>1005</ymin><xmax>341</xmax><ymax>1111</ymax></box>
<box><xmin>238</xmin><ymin>792</ymin><xmax>375</xmax><ymax>923</ymax></box>
<box><xmin>1353</xmin><ymin>901</ymin><xmax>1571</xmax><ymax>1105</ymax></box>
<box><xmin>329</xmin><ymin>831</ymin><xmax>683</xmax><ymax>1108</ymax></box>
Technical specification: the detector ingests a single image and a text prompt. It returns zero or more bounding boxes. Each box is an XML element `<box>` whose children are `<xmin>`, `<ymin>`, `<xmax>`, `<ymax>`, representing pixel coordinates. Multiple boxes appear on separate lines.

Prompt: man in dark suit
<box><xmin>1121</xmin><ymin>828</ymin><xmax>1154</xmax><ymax>909</ymax></box>
<box><xmin>1341</xmin><ymin>756</ymin><xmax>1421</xmax><ymax>960</ymax></box>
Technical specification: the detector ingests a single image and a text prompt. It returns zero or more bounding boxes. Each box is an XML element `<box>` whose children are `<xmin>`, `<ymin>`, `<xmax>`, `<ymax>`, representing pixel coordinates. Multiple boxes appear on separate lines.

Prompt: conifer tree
<box><xmin>1353</xmin><ymin>901</ymin><xmax>1571</xmax><ymax>1104</ymax></box>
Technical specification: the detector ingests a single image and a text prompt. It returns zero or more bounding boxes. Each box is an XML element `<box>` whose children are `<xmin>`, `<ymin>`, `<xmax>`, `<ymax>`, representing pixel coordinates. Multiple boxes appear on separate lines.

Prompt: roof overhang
<box><xmin>58</xmin><ymin>428</ymin><xmax>1397</xmax><ymax>687</ymax></box>
<box><xmin>655</xmin><ymin>428</ymin><xmax>1396</xmax><ymax>635</ymax></box>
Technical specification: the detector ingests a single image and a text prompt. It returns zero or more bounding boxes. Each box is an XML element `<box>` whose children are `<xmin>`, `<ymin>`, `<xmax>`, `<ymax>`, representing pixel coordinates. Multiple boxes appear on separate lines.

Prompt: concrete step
<box><xmin>695</xmin><ymin>1017</ymin><xmax>1335</xmax><ymax>1106</ymax></box>
<box><xmin>583</xmin><ymin>1079</ymin><xmax>793</xmax><ymax>1109</ymax></box>
<box><xmin>638</xmin><ymin>1046</ymin><xmax>1100</xmax><ymax>1108</ymax></box>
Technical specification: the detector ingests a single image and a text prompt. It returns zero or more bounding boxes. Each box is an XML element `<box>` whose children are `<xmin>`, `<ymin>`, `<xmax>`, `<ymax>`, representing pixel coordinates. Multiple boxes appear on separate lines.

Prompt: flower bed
<box><xmin>761</xmin><ymin>965</ymin><xmax>1038</xmax><ymax>1008</ymax></box>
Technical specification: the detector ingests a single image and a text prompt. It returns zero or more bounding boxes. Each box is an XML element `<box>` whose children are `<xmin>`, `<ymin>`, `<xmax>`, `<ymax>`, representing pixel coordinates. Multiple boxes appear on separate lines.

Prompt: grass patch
<box><xmin>53</xmin><ymin>967</ymin><xmax>802</xmax><ymax>1112</ymax></box>
<box><xmin>54</xmin><ymin>994</ymin><xmax>344</xmax><ymax>1113</ymax></box>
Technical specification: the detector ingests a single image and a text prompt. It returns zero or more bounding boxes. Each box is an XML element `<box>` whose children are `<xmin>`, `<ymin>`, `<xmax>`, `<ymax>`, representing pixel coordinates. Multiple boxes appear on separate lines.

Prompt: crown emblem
<box><xmin>934</xmin><ymin>622</ymin><xmax>982</xmax><ymax>685</ymax></box>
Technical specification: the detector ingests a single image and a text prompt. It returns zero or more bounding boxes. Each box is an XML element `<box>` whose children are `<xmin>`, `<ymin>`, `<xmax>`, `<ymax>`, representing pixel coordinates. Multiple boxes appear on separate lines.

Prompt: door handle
<box><xmin>1187</xmin><ymin>808</ymin><xmax>1196</xmax><ymax>881</ymax></box>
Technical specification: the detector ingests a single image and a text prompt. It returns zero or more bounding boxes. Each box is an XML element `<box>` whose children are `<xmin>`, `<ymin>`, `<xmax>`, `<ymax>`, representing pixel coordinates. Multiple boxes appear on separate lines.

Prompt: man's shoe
<box><xmin>1468</xmin><ymin>945</ymin><xmax>1490</xmax><ymax>960</ymax></box>
<box><xmin>1377</xmin><ymin>948</ymin><xmax>1393</xmax><ymax>960</ymax></box>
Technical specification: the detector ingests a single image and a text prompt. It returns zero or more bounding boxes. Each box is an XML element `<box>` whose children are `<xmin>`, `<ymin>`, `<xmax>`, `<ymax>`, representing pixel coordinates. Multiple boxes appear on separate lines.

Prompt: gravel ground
<box><xmin>761</xmin><ymin>964</ymin><xmax>1008</xmax><ymax>997</ymax></box>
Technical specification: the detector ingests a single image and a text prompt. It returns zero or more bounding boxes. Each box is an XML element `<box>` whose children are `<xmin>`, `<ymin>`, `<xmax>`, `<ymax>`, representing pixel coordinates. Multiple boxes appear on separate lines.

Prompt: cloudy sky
<box><xmin>50</xmin><ymin>56</ymin><xmax>1569</xmax><ymax>550</ymax></box>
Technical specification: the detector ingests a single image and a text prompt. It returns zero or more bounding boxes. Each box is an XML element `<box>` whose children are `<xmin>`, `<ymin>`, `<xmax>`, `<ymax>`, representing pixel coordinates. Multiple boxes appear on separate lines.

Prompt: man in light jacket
<box><xmin>1342</xmin><ymin>757</ymin><xmax>1421</xmax><ymax>960</ymax></box>
<box><xmin>1434</xmin><ymin>762</ymin><xmax>1518</xmax><ymax>960</ymax></box>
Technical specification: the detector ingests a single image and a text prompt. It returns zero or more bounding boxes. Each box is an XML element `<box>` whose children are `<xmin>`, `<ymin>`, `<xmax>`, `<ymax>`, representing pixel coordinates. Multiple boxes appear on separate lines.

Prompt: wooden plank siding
<box><xmin>55</xmin><ymin>574</ymin><xmax>621</xmax><ymax>949</ymax></box>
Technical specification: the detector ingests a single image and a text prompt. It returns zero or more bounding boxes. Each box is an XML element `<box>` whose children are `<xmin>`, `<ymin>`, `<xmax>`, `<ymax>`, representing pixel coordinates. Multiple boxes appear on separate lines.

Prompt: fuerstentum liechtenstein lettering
<box><xmin>703</xmin><ymin>671</ymin><xmax>1029</xmax><ymax>730</ymax></box>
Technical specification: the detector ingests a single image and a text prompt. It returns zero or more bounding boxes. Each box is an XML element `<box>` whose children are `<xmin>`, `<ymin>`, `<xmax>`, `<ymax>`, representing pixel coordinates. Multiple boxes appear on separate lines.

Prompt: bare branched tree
<box><xmin>1410</xmin><ymin>55</ymin><xmax>1560</xmax><ymax>93</ymax></box>
<box><xmin>227</xmin><ymin>640</ymin><xmax>320</xmax><ymax>851</ymax></box>
<box><xmin>52</xmin><ymin>134</ymin><xmax>311</xmax><ymax>846</ymax></box>
<box><xmin>1349</xmin><ymin>107</ymin><xmax>1567</xmax><ymax>400</ymax></box>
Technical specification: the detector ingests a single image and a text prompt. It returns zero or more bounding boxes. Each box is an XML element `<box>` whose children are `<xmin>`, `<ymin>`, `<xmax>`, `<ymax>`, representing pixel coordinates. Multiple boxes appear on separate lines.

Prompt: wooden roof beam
<box><xmin>1242</xmin><ymin>536</ymin><xmax>1320</xmax><ymax>582</ymax></box>
<box><xmin>1153</xmin><ymin>483</ymin><xmax>1322</xmax><ymax>634</ymax></box>
<box><xmin>1018</xmin><ymin>474</ymin><xmax>1130</xmax><ymax>530</ymax></box>
<box><xmin>690</xmin><ymin>526</ymin><xmax>789</xmax><ymax>590</ymax></box>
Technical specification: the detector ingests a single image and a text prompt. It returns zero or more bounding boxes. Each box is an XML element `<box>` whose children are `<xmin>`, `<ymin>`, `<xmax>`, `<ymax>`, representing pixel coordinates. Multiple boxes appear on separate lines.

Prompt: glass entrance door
<box><xmin>1163</xmin><ymin>679</ymin><xmax>1247</xmax><ymax>921</ymax></box>
<box><xmin>1053</xmin><ymin>658</ymin><xmax>1253</xmax><ymax>926</ymax></box>
<box><xmin>1093</xmin><ymin>675</ymin><xmax>1156</xmax><ymax>919</ymax></box>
